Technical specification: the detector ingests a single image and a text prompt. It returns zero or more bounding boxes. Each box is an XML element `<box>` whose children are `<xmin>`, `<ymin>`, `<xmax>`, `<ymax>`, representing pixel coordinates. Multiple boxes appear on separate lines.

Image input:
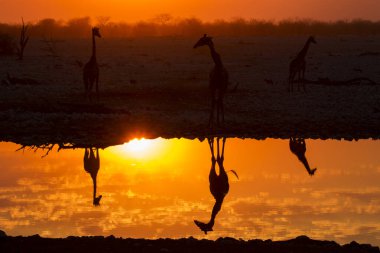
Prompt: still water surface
<box><xmin>0</xmin><ymin>138</ymin><xmax>379</xmax><ymax>245</ymax></box>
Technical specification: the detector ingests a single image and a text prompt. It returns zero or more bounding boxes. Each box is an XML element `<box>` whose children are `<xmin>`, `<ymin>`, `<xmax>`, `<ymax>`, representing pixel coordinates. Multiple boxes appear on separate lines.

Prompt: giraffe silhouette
<box><xmin>289</xmin><ymin>137</ymin><xmax>317</xmax><ymax>176</ymax></box>
<box><xmin>83</xmin><ymin>27</ymin><xmax>101</xmax><ymax>100</ymax></box>
<box><xmin>194</xmin><ymin>34</ymin><xmax>229</xmax><ymax>127</ymax></box>
<box><xmin>83</xmin><ymin>147</ymin><xmax>102</xmax><ymax>206</ymax></box>
<box><xmin>194</xmin><ymin>137</ymin><xmax>238</xmax><ymax>234</ymax></box>
<box><xmin>288</xmin><ymin>36</ymin><xmax>316</xmax><ymax>92</ymax></box>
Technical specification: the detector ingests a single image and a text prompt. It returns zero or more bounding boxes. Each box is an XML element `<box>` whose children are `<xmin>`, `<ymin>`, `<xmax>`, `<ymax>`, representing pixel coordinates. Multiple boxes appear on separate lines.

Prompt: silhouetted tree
<box><xmin>17</xmin><ymin>18</ymin><xmax>29</xmax><ymax>60</ymax></box>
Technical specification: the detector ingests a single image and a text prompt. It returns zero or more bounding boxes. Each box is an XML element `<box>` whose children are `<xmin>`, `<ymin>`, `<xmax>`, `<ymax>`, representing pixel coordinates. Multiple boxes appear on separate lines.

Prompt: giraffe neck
<box><xmin>297</xmin><ymin>39</ymin><xmax>311</xmax><ymax>60</ymax></box>
<box><xmin>91</xmin><ymin>33</ymin><xmax>97</xmax><ymax>62</ymax></box>
<box><xmin>208</xmin><ymin>43</ymin><xmax>223</xmax><ymax>68</ymax></box>
<box><xmin>209</xmin><ymin>198</ymin><xmax>223</xmax><ymax>226</ymax></box>
<box><xmin>298</xmin><ymin>155</ymin><xmax>310</xmax><ymax>170</ymax></box>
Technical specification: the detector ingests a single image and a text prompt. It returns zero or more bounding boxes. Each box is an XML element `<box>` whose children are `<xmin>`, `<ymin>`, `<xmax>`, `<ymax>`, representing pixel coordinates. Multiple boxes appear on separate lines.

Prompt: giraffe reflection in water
<box><xmin>194</xmin><ymin>137</ymin><xmax>238</xmax><ymax>234</ymax></box>
<box><xmin>83</xmin><ymin>147</ymin><xmax>102</xmax><ymax>206</ymax></box>
<box><xmin>289</xmin><ymin>137</ymin><xmax>317</xmax><ymax>176</ymax></box>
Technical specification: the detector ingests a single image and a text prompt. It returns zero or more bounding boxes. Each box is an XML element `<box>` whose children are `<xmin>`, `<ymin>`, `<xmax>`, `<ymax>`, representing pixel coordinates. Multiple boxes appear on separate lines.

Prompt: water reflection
<box><xmin>83</xmin><ymin>148</ymin><xmax>102</xmax><ymax>206</ymax></box>
<box><xmin>1</xmin><ymin>138</ymin><xmax>380</xmax><ymax>245</ymax></box>
<box><xmin>194</xmin><ymin>137</ymin><xmax>238</xmax><ymax>234</ymax></box>
<box><xmin>289</xmin><ymin>137</ymin><xmax>317</xmax><ymax>176</ymax></box>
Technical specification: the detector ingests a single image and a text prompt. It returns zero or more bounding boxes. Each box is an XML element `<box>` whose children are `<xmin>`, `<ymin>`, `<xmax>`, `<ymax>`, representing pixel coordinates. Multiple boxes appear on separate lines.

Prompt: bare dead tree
<box><xmin>96</xmin><ymin>16</ymin><xmax>110</xmax><ymax>27</ymax></box>
<box><xmin>17</xmin><ymin>18</ymin><xmax>29</xmax><ymax>60</ymax></box>
<box><xmin>153</xmin><ymin>13</ymin><xmax>173</xmax><ymax>25</ymax></box>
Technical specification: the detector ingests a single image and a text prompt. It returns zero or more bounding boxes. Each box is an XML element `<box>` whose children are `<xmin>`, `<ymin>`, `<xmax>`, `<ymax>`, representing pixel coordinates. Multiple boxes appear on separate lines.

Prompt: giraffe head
<box><xmin>92</xmin><ymin>27</ymin><xmax>102</xmax><ymax>38</ymax></box>
<box><xmin>193</xmin><ymin>34</ymin><xmax>213</xmax><ymax>48</ymax></box>
<box><xmin>93</xmin><ymin>195</ymin><xmax>102</xmax><ymax>206</ymax></box>
<box><xmin>308</xmin><ymin>36</ymin><xmax>316</xmax><ymax>44</ymax></box>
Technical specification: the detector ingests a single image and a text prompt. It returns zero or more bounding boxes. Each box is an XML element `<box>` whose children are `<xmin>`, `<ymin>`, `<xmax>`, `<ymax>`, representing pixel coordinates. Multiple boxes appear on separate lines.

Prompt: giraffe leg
<box><xmin>87</xmin><ymin>80</ymin><xmax>92</xmax><ymax>101</ymax></box>
<box><xmin>209</xmin><ymin>96</ymin><xmax>215</xmax><ymax>128</ymax></box>
<box><xmin>86</xmin><ymin>81</ymin><xmax>91</xmax><ymax>101</ymax></box>
<box><xmin>216</xmin><ymin>98</ymin><xmax>220</xmax><ymax>127</ymax></box>
<box><xmin>220</xmin><ymin>95</ymin><xmax>225</xmax><ymax>126</ymax></box>
<box><xmin>216</xmin><ymin>137</ymin><xmax>221</xmax><ymax>161</ymax></box>
<box><xmin>216</xmin><ymin>137</ymin><xmax>225</xmax><ymax>167</ymax></box>
<box><xmin>89</xmin><ymin>84</ymin><xmax>92</xmax><ymax>101</ymax></box>
<box><xmin>83</xmin><ymin>76</ymin><xmax>88</xmax><ymax>94</ymax></box>
<box><xmin>208</xmin><ymin>138</ymin><xmax>216</xmax><ymax>163</ymax></box>
<box><xmin>221</xmin><ymin>137</ymin><xmax>226</xmax><ymax>161</ymax></box>
<box><xmin>288</xmin><ymin>72</ymin><xmax>294</xmax><ymax>92</ymax></box>
<box><xmin>95</xmin><ymin>72</ymin><xmax>99</xmax><ymax>101</ymax></box>
<box><xmin>208</xmin><ymin>137</ymin><xmax>214</xmax><ymax>154</ymax></box>
<box><xmin>302</xmin><ymin>67</ymin><xmax>306</xmax><ymax>92</ymax></box>
<box><xmin>297</xmin><ymin>71</ymin><xmax>302</xmax><ymax>91</ymax></box>
<box><xmin>83</xmin><ymin>75</ymin><xmax>90</xmax><ymax>100</ymax></box>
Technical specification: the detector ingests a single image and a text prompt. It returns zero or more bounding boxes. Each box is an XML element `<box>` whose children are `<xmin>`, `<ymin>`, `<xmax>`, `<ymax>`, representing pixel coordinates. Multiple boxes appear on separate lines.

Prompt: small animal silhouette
<box><xmin>83</xmin><ymin>27</ymin><xmax>101</xmax><ymax>100</ymax></box>
<box><xmin>288</xmin><ymin>36</ymin><xmax>316</xmax><ymax>92</ymax></box>
<box><xmin>194</xmin><ymin>34</ymin><xmax>229</xmax><ymax>127</ymax></box>
<box><xmin>289</xmin><ymin>137</ymin><xmax>317</xmax><ymax>176</ymax></box>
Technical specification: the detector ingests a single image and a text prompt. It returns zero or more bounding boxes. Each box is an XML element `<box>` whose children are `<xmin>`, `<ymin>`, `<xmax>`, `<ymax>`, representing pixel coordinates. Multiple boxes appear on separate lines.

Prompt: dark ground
<box><xmin>0</xmin><ymin>234</ymin><xmax>379</xmax><ymax>253</ymax></box>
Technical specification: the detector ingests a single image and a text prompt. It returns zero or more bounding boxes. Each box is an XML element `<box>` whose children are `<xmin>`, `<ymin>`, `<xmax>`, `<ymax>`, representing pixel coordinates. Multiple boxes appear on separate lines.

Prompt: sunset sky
<box><xmin>1</xmin><ymin>0</ymin><xmax>380</xmax><ymax>23</ymax></box>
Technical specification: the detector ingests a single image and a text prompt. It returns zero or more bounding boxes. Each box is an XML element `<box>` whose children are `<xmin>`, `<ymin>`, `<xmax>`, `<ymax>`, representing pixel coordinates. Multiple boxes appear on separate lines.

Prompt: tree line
<box><xmin>1</xmin><ymin>16</ymin><xmax>380</xmax><ymax>39</ymax></box>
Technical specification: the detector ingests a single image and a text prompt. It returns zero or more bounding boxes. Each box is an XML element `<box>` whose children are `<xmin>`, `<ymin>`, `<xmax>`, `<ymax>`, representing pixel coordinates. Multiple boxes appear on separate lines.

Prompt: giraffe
<box><xmin>288</xmin><ymin>36</ymin><xmax>316</xmax><ymax>92</ymax></box>
<box><xmin>289</xmin><ymin>137</ymin><xmax>317</xmax><ymax>176</ymax></box>
<box><xmin>194</xmin><ymin>137</ymin><xmax>238</xmax><ymax>234</ymax></box>
<box><xmin>194</xmin><ymin>34</ymin><xmax>229</xmax><ymax>127</ymax></box>
<box><xmin>83</xmin><ymin>27</ymin><xmax>101</xmax><ymax>100</ymax></box>
<box><xmin>84</xmin><ymin>147</ymin><xmax>102</xmax><ymax>206</ymax></box>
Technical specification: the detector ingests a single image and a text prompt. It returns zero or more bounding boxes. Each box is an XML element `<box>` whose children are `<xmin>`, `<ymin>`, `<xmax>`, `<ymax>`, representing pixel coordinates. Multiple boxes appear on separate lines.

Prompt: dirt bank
<box><xmin>0</xmin><ymin>234</ymin><xmax>379</xmax><ymax>253</ymax></box>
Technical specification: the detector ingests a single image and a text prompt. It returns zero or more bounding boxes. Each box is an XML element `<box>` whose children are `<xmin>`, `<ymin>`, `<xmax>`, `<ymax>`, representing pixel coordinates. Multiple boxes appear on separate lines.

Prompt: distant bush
<box><xmin>1</xmin><ymin>17</ymin><xmax>380</xmax><ymax>38</ymax></box>
<box><xmin>0</xmin><ymin>33</ymin><xmax>15</xmax><ymax>55</ymax></box>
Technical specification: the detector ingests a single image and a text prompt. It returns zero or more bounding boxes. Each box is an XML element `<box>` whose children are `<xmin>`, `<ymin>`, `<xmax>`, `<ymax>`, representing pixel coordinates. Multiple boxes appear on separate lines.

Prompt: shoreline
<box><xmin>0</xmin><ymin>234</ymin><xmax>379</xmax><ymax>252</ymax></box>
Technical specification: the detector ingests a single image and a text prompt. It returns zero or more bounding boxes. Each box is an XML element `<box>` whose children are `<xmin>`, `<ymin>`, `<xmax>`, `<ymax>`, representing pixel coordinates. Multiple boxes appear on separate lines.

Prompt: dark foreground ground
<box><xmin>0</xmin><ymin>234</ymin><xmax>379</xmax><ymax>253</ymax></box>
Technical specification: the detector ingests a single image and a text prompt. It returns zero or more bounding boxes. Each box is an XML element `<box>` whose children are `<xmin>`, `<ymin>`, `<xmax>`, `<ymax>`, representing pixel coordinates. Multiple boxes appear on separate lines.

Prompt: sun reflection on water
<box><xmin>104</xmin><ymin>138</ymin><xmax>191</xmax><ymax>174</ymax></box>
<box><xmin>108</xmin><ymin>138</ymin><xmax>166</xmax><ymax>160</ymax></box>
<box><xmin>122</xmin><ymin>138</ymin><xmax>157</xmax><ymax>158</ymax></box>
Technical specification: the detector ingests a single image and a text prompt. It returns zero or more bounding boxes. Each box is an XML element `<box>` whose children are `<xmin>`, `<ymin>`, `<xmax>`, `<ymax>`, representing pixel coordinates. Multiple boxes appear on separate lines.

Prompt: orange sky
<box><xmin>1</xmin><ymin>0</ymin><xmax>380</xmax><ymax>23</ymax></box>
